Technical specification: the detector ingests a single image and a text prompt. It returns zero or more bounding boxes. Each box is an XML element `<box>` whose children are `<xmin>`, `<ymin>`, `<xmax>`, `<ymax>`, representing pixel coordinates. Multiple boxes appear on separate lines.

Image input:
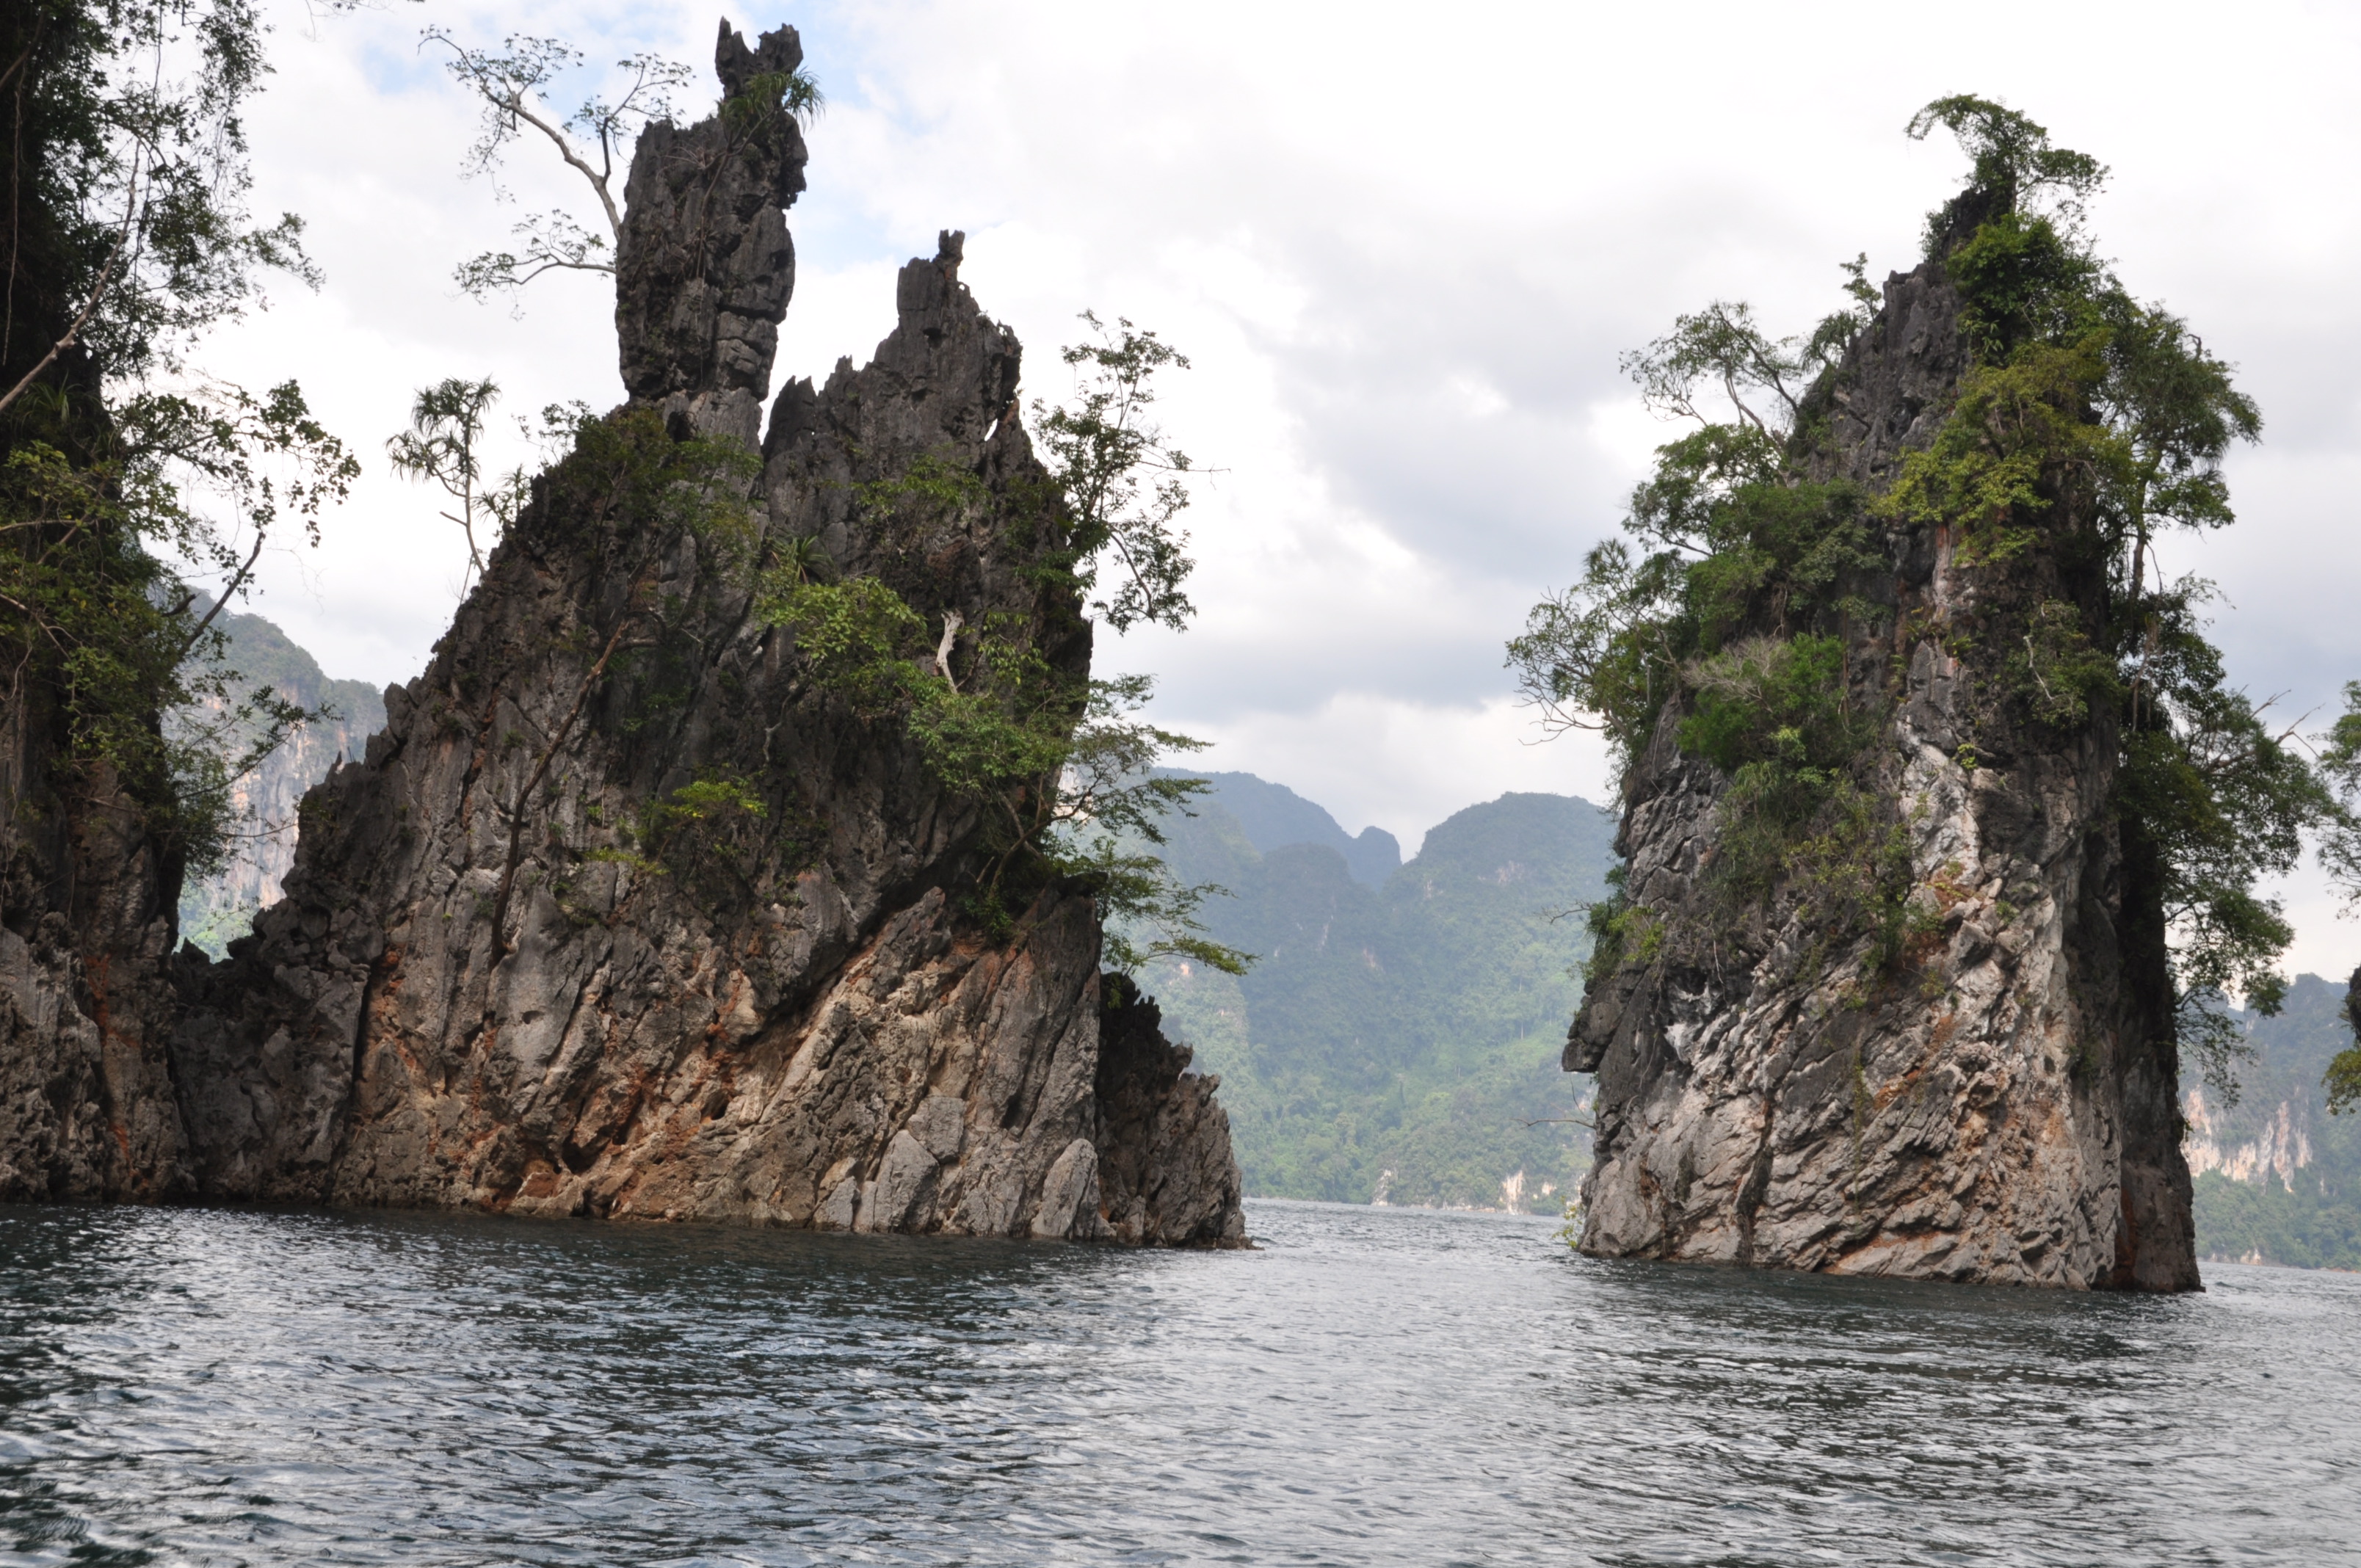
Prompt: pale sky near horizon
<box><xmin>199</xmin><ymin>0</ymin><xmax>2361</xmax><ymax>976</ymax></box>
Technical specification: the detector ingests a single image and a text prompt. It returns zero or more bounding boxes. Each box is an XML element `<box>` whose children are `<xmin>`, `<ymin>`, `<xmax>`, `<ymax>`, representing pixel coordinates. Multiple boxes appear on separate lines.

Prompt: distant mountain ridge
<box><xmin>1171</xmin><ymin>771</ymin><xmax>1401</xmax><ymax>887</ymax></box>
<box><xmin>1135</xmin><ymin>780</ymin><xmax>1618</xmax><ymax>1211</ymax></box>
<box><xmin>177</xmin><ymin>604</ymin><xmax>386</xmax><ymax>956</ymax></box>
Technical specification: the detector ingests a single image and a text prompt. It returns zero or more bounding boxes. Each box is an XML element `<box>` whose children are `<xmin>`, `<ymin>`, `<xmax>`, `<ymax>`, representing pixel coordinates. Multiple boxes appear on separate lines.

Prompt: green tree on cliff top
<box><xmin>1507</xmin><ymin>94</ymin><xmax>2343</xmax><ymax>1095</ymax></box>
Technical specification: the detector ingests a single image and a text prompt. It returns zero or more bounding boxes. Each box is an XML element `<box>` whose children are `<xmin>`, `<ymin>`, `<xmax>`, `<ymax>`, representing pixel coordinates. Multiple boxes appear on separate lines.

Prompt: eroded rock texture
<box><xmin>0</xmin><ymin>741</ymin><xmax>190</xmax><ymax>1201</ymax></box>
<box><xmin>150</xmin><ymin>22</ymin><xmax>1243</xmax><ymax>1244</ymax></box>
<box><xmin>617</xmin><ymin>20</ymin><xmax>808</xmax><ymax>448</ymax></box>
<box><xmin>1567</xmin><ymin>254</ymin><xmax>2197</xmax><ymax>1291</ymax></box>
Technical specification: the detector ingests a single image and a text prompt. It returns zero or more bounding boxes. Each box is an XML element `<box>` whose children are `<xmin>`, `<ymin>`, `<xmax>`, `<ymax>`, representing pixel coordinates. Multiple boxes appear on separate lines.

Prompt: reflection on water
<box><xmin>1</xmin><ymin>1197</ymin><xmax>2355</xmax><ymax>1565</ymax></box>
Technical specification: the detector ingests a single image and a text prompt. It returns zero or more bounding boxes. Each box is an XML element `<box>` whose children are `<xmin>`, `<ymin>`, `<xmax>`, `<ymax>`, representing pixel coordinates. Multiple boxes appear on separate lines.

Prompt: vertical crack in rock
<box><xmin>145</xmin><ymin>21</ymin><xmax>1244</xmax><ymax>1244</ymax></box>
<box><xmin>1567</xmin><ymin>253</ymin><xmax>2199</xmax><ymax>1291</ymax></box>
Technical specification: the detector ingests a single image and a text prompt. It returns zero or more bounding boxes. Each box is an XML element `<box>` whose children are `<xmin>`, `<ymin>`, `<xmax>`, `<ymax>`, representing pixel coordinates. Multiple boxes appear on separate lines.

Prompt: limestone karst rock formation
<box><xmin>0</xmin><ymin>736</ymin><xmax>191</xmax><ymax>1202</ymax></box>
<box><xmin>3</xmin><ymin>20</ymin><xmax>1244</xmax><ymax>1244</ymax></box>
<box><xmin>1565</xmin><ymin>247</ymin><xmax>2199</xmax><ymax>1291</ymax></box>
<box><xmin>617</xmin><ymin>21</ymin><xmax>808</xmax><ymax>449</ymax></box>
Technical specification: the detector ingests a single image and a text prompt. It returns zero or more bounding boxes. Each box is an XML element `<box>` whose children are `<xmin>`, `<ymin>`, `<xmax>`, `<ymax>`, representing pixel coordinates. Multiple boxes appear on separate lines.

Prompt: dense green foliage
<box><xmin>1504</xmin><ymin>295</ymin><xmax>1912</xmax><ymax>965</ymax></box>
<box><xmin>2194</xmin><ymin>1174</ymin><xmax>2361</xmax><ymax>1273</ymax></box>
<box><xmin>2186</xmin><ymin>976</ymin><xmax>2361</xmax><ymax>1271</ymax></box>
<box><xmin>763</xmin><ymin>322</ymin><xmax>1240</xmax><ymax>973</ymax></box>
<box><xmin>1134</xmin><ymin>783</ymin><xmax>1617</xmax><ymax>1210</ymax></box>
<box><xmin>2</xmin><ymin>0</ymin><xmax>353</xmax><ymax>882</ymax></box>
<box><xmin>1506</xmin><ymin>95</ymin><xmax>2343</xmax><ymax>1090</ymax></box>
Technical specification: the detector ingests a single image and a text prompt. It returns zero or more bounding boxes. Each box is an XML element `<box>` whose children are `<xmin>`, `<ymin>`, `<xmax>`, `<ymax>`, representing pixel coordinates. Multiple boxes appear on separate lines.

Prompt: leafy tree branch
<box><xmin>1508</xmin><ymin>92</ymin><xmax>2325</xmax><ymax>1093</ymax></box>
<box><xmin>1031</xmin><ymin>313</ymin><xmax>1204</xmax><ymax>634</ymax></box>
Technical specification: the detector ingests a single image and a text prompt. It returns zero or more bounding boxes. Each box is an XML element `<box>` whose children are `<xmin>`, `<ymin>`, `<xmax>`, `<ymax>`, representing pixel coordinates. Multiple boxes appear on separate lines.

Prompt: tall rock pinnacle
<box><xmin>139</xmin><ymin>20</ymin><xmax>1248</xmax><ymax>1244</ymax></box>
<box><xmin>615</xmin><ymin>21</ymin><xmax>810</xmax><ymax>446</ymax></box>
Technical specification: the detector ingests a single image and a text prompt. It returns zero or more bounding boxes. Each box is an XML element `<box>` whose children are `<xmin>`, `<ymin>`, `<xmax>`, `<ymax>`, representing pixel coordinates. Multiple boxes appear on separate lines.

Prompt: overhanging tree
<box><xmin>3</xmin><ymin>0</ymin><xmax>355</xmax><ymax>883</ymax></box>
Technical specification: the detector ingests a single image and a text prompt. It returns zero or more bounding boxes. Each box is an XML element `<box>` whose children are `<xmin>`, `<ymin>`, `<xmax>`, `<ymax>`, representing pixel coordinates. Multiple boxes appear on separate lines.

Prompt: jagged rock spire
<box><xmin>614</xmin><ymin>19</ymin><xmax>810</xmax><ymax>446</ymax></box>
<box><xmin>1567</xmin><ymin>254</ymin><xmax>2199</xmax><ymax>1291</ymax></box>
<box><xmin>150</xmin><ymin>30</ymin><xmax>1244</xmax><ymax>1244</ymax></box>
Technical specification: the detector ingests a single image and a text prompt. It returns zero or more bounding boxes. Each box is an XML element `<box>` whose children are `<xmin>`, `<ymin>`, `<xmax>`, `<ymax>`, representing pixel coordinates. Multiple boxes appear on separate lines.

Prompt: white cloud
<box><xmin>204</xmin><ymin>0</ymin><xmax>2361</xmax><ymax>969</ymax></box>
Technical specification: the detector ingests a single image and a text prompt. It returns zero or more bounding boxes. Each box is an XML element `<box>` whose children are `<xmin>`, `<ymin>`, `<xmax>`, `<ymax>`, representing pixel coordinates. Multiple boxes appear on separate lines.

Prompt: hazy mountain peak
<box><xmin>1171</xmin><ymin>771</ymin><xmax>1401</xmax><ymax>887</ymax></box>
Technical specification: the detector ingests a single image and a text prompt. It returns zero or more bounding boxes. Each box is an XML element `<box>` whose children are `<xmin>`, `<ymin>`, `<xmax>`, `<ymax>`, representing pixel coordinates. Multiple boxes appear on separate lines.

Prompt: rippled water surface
<box><xmin>2</xmin><ymin>1199</ymin><xmax>2357</xmax><ymax>1566</ymax></box>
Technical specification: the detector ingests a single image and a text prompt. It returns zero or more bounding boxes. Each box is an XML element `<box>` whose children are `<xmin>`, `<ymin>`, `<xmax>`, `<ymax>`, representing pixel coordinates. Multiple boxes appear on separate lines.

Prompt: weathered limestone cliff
<box><xmin>1</xmin><ymin>20</ymin><xmax>1243</xmax><ymax>1244</ymax></box>
<box><xmin>1566</xmin><ymin>251</ymin><xmax>2197</xmax><ymax>1291</ymax></box>
<box><xmin>0</xmin><ymin>732</ymin><xmax>191</xmax><ymax>1201</ymax></box>
<box><xmin>176</xmin><ymin>607</ymin><xmax>387</xmax><ymax>949</ymax></box>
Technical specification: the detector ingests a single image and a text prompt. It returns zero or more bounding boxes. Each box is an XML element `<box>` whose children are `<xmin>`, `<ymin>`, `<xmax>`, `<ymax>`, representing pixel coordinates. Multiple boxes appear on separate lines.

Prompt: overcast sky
<box><xmin>205</xmin><ymin>0</ymin><xmax>2361</xmax><ymax>973</ymax></box>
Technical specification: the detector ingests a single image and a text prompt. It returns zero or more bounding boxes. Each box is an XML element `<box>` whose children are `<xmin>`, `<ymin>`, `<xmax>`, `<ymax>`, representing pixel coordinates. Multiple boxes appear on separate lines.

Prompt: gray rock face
<box><xmin>617</xmin><ymin>22</ymin><xmax>808</xmax><ymax>449</ymax></box>
<box><xmin>0</xmin><ymin>742</ymin><xmax>189</xmax><ymax>1202</ymax></box>
<box><xmin>1566</xmin><ymin>255</ymin><xmax>2197</xmax><ymax>1291</ymax></box>
<box><xmin>178</xmin><ymin>608</ymin><xmax>387</xmax><ymax>940</ymax></box>
<box><xmin>0</xmin><ymin>21</ymin><xmax>1244</xmax><ymax>1245</ymax></box>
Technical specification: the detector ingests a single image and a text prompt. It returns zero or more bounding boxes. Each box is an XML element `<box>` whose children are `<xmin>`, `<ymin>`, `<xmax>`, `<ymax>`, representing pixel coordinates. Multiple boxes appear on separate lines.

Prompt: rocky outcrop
<box><xmin>1566</xmin><ymin>253</ymin><xmax>2197</xmax><ymax>1291</ymax></box>
<box><xmin>2183</xmin><ymin>1087</ymin><xmax>2312</xmax><ymax>1192</ymax></box>
<box><xmin>0</xmin><ymin>741</ymin><xmax>191</xmax><ymax>1202</ymax></box>
<box><xmin>617</xmin><ymin>20</ymin><xmax>808</xmax><ymax>449</ymax></box>
<box><xmin>1092</xmin><ymin>981</ymin><xmax>1244</xmax><ymax>1243</ymax></box>
<box><xmin>157</xmin><ymin>22</ymin><xmax>1242</xmax><ymax>1244</ymax></box>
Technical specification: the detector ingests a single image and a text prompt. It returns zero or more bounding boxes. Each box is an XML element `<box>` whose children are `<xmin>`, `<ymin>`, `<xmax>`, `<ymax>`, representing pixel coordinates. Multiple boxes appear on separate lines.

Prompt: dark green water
<box><xmin>1</xmin><ymin>1198</ymin><xmax>2354</xmax><ymax>1565</ymax></box>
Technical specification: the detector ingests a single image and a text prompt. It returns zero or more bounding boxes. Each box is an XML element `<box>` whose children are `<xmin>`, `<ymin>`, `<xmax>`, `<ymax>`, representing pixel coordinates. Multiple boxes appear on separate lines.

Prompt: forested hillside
<box><xmin>1136</xmin><ymin>780</ymin><xmax>1617</xmax><ymax>1210</ymax></box>
<box><xmin>2186</xmin><ymin>976</ymin><xmax>2361</xmax><ymax>1270</ymax></box>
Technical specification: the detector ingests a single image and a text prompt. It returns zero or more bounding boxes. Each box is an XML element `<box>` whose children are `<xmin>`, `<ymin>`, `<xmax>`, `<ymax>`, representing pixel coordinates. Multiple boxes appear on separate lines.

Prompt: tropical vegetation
<box><xmin>2</xmin><ymin>0</ymin><xmax>355</xmax><ymax>885</ymax></box>
<box><xmin>1134</xmin><ymin>781</ymin><xmax>1617</xmax><ymax>1209</ymax></box>
<box><xmin>1506</xmin><ymin>95</ymin><xmax>2361</xmax><ymax>1101</ymax></box>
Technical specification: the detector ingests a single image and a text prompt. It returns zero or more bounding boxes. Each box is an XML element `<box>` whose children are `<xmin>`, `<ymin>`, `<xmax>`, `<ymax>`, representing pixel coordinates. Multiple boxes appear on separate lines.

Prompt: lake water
<box><xmin>1</xmin><ymin>1198</ymin><xmax>2356</xmax><ymax>1567</ymax></box>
